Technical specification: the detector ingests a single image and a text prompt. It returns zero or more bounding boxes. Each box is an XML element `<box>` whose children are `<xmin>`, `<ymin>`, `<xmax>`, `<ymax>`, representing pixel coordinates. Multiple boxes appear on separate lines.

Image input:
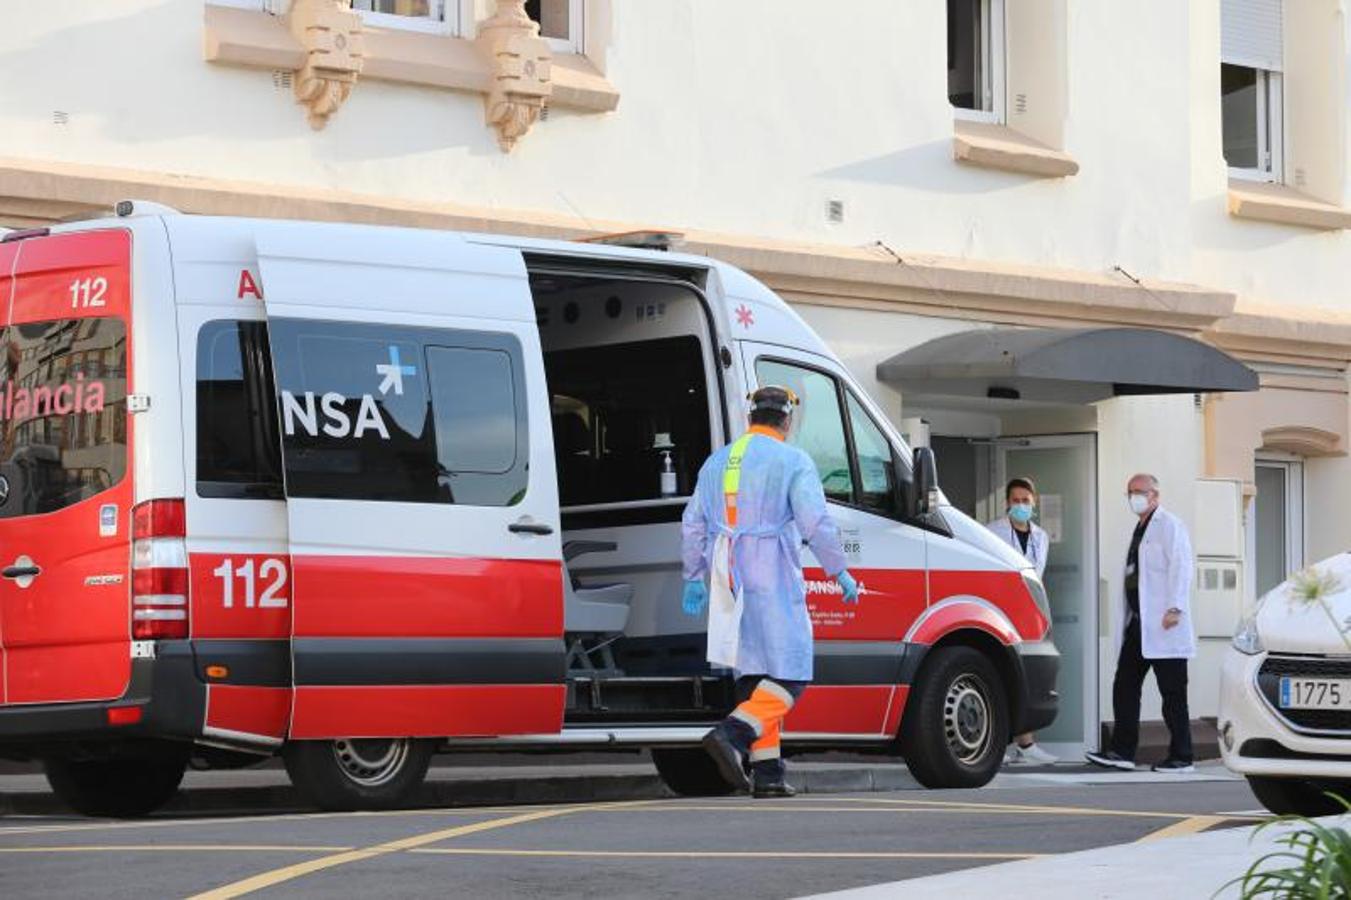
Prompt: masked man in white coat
<box><xmin>1086</xmin><ymin>473</ymin><xmax>1196</xmax><ymax>773</ymax></box>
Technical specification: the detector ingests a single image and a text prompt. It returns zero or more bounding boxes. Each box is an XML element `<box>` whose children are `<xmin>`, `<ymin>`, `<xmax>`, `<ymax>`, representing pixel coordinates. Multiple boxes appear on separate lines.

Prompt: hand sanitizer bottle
<box><xmin>660</xmin><ymin>450</ymin><xmax>677</xmax><ymax>497</ymax></box>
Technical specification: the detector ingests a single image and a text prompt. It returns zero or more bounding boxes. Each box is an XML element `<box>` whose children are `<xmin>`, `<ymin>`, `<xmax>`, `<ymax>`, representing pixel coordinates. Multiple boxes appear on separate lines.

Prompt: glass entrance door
<box><xmin>997</xmin><ymin>434</ymin><xmax>1098</xmax><ymax>757</ymax></box>
<box><xmin>1254</xmin><ymin>459</ymin><xmax>1304</xmax><ymax>598</ymax></box>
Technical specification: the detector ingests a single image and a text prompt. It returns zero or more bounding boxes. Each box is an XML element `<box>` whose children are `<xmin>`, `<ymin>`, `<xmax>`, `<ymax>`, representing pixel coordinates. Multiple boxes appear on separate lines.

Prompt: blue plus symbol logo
<box><xmin>375</xmin><ymin>345</ymin><xmax>417</xmax><ymax>396</ymax></box>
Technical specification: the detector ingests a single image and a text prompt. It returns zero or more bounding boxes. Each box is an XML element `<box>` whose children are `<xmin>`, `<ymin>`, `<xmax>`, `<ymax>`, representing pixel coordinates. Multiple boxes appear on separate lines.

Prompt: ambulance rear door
<box><xmin>254</xmin><ymin>221</ymin><xmax>565</xmax><ymax>740</ymax></box>
<box><xmin>0</xmin><ymin>229</ymin><xmax>136</xmax><ymax>706</ymax></box>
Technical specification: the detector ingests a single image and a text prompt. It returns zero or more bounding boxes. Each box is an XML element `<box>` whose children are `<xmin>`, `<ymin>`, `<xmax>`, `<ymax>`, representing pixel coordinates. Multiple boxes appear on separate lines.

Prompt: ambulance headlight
<box><xmin>1022</xmin><ymin>572</ymin><xmax>1052</xmax><ymax>638</ymax></box>
<box><xmin>1232</xmin><ymin>614</ymin><xmax>1264</xmax><ymax>656</ymax></box>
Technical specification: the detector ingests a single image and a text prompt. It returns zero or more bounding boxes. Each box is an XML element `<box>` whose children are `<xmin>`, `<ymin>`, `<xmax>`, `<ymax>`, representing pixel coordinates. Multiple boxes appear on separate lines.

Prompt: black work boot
<box><xmin>701</xmin><ymin>726</ymin><xmax>750</xmax><ymax>791</ymax></box>
<box><xmin>751</xmin><ymin>758</ymin><xmax>795</xmax><ymax>798</ymax></box>
<box><xmin>752</xmin><ymin>779</ymin><xmax>797</xmax><ymax>799</ymax></box>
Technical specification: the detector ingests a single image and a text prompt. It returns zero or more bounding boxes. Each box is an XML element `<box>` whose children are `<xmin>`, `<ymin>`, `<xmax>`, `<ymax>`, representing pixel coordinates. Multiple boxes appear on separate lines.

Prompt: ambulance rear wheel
<box><xmin>284</xmin><ymin>738</ymin><xmax>435</xmax><ymax>811</ymax></box>
<box><xmin>651</xmin><ymin>747</ymin><xmax>738</xmax><ymax>797</ymax></box>
<box><xmin>43</xmin><ymin>745</ymin><xmax>189</xmax><ymax>818</ymax></box>
<box><xmin>900</xmin><ymin>646</ymin><xmax>1008</xmax><ymax>789</ymax></box>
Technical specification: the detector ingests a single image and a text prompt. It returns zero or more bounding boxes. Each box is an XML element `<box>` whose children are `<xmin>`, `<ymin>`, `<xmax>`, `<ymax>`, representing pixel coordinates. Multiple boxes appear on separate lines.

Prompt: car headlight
<box><xmin>1233</xmin><ymin>614</ymin><xmax>1264</xmax><ymax>655</ymax></box>
<box><xmin>1022</xmin><ymin>572</ymin><xmax>1052</xmax><ymax>638</ymax></box>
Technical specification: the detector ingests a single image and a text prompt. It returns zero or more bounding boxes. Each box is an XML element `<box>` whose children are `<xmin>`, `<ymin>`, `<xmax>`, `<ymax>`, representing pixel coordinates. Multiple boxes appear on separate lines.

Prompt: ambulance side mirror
<box><xmin>909</xmin><ymin>447</ymin><xmax>939</xmax><ymax>518</ymax></box>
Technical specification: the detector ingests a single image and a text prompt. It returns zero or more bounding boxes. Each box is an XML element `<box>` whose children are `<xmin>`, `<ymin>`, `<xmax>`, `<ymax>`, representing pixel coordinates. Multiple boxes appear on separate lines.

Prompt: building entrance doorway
<box><xmin>932</xmin><ymin>433</ymin><xmax>1098</xmax><ymax>758</ymax></box>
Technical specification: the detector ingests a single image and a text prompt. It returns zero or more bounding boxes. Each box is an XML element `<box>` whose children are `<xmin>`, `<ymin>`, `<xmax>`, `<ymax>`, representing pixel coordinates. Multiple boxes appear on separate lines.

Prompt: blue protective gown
<box><xmin>681</xmin><ymin>431</ymin><xmax>849</xmax><ymax>682</ymax></box>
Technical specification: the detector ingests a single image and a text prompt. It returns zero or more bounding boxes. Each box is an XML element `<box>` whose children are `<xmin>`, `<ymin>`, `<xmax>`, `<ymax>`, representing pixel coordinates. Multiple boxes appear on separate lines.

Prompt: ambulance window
<box><xmin>426</xmin><ymin>345</ymin><xmax>528</xmax><ymax>506</ymax></box>
<box><xmin>754</xmin><ymin>359</ymin><xmax>853</xmax><ymax>503</ymax></box>
<box><xmin>847</xmin><ymin>392</ymin><xmax>898</xmax><ymax>514</ymax></box>
<box><xmin>196</xmin><ymin>321</ymin><xmax>283</xmax><ymax>499</ymax></box>
<box><xmin>0</xmin><ymin>318</ymin><xmax>128</xmax><ymax>517</ymax></box>
<box><xmin>268</xmin><ymin>319</ymin><xmax>528</xmax><ymax>507</ymax></box>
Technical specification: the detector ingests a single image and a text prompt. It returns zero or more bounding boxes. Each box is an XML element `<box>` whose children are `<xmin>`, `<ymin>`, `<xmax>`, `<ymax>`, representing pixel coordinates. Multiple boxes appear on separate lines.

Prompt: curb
<box><xmin>0</xmin><ymin>765</ymin><xmax>919</xmax><ymax>818</ymax></box>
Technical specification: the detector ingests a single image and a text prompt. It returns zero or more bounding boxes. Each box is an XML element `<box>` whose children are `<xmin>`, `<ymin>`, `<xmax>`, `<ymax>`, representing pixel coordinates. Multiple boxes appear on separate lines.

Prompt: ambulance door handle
<box><xmin>509</xmin><ymin>520</ymin><xmax>554</xmax><ymax>536</ymax></box>
<box><xmin>3</xmin><ymin>556</ymin><xmax>40</xmax><ymax>589</ymax></box>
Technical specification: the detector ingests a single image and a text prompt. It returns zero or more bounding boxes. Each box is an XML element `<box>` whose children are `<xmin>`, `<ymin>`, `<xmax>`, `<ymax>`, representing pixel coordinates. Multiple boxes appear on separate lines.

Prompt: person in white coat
<box><xmin>986</xmin><ymin>477</ymin><xmax>1056</xmax><ymax>766</ymax></box>
<box><xmin>1086</xmin><ymin>473</ymin><xmax>1196</xmax><ymax>773</ymax></box>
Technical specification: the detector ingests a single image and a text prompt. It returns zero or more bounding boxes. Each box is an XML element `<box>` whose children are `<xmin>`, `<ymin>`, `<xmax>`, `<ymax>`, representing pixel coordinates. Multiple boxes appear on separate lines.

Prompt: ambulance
<box><xmin>0</xmin><ymin>203</ymin><xmax>1057</xmax><ymax>816</ymax></box>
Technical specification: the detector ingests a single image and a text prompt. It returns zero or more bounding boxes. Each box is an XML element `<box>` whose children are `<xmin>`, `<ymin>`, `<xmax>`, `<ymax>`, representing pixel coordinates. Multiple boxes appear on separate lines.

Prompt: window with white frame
<box><xmin>1221</xmin><ymin>0</ymin><xmax>1283</xmax><ymax>180</ymax></box>
<box><xmin>947</xmin><ymin>0</ymin><xmax>1005</xmax><ymax>123</ymax></box>
<box><xmin>351</xmin><ymin>0</ymin><xmax>459</xmax><ymax>35</ymax></box>
<box><xmin>526</xmin><ymin>0</ymin><xmax>583</xmax><ymax>53</ymax></box>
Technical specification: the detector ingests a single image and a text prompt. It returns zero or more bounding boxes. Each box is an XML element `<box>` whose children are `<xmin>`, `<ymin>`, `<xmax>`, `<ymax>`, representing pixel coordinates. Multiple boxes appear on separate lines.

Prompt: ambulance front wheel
<box><xmin>651</xmin><ymin>747</ymin><xmax>738</xmax><ymax>797</ymax></box>
<box><xmin>899</xmin><ymin>646</ymin><xmax>1009</xmax><ymax>789</ymax></box>
<box><xmin>283</xmin><ymin>738</ymin><xmax>436</xmax><ymax>811</ymax></box>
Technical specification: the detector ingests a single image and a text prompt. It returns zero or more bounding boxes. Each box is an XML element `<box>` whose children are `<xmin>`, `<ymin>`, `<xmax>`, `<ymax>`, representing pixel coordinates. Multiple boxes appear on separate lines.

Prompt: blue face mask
<box><xmin>1008</xmin><ymin>503</ymin><xmax>1035</xmax><ymax>524</ymax></box>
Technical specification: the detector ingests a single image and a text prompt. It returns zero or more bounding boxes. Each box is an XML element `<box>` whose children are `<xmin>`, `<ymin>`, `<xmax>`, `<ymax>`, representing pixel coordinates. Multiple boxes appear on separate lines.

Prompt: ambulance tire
<box><xmin>43</xmin><ymin>746</ymin><xmax>189</xmax><ymax>818</ymax></box>
<box><xmin>900</xmin><ymin>646</ymin><xmax>1008</xmax><ymax>790</ymax></box>
<box><xmin>283</xmin><ymin>738</ymin><xmax>436</xmax><ymax>811</ymax></box>
<box><xmin>1246</xmin><ymin>775</ymin><xmax>1351</xmax><ymax>818</ymax></box>
<box><xmin>651</xmin><ymin>747</ymin><xmax>738</xmax><ymax>797</ymax></box>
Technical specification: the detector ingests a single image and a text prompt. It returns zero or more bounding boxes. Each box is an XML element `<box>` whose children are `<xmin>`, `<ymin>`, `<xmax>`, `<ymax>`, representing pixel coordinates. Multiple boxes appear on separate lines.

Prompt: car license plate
<box><xmin>1279</xmin><ymin>677</ymin><xmax>1351</xmax><ymax>710</ymax></box>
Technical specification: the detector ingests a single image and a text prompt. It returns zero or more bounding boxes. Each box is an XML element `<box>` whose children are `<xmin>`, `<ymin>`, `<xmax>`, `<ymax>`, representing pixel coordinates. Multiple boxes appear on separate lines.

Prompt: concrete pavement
<box><xmin>808</xmin><ymin>814</ymin><xmax>1321</xmax><ymax>899</ymax></box>
<box><xmin>0</xmin><ymin>765</ymin><xmax>1263</xmax><ymax>899</ymax></box>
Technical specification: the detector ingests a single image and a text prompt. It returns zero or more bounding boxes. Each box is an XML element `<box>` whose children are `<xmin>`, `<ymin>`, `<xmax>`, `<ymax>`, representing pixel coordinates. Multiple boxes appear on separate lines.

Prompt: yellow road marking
<box><xmin>410</xmin><ymin>848</ymin><xmax>1042</xmax><ymax>861</ymax></box>
<box><xmin>187</xmin><ymin>802</ymin><xmax>645</xmax><ymax>899</ymax></box>
<box><xmin>593</xmin><ymin>804</ymin><xmax>1211</xmax><ymax>818</ymax></box>
<box><xmin>0</xmin><ymin>844</ymin><xmax>353</xmax><ymax>854</ymax></box>
<box><xmin>794</xmin><ymin>796</ymin><xmax>1264</xmax><ymax>822</ymax></box>
<box><xmin>1135</xmin><ymin>815</ymin><xmax>1229</xmax><ymax>842</ymax></box>
<box><xmin>0</xmin><ymin>804</ymin><xmax>562</xmax><ymax>837</ymax></box>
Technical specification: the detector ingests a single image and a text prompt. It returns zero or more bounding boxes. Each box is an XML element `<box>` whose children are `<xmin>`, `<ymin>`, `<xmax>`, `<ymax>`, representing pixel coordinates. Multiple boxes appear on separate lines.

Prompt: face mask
<box><xmin>1128</xmin><ymin>492</ymin><xmax>1152</xmax><ymax>515</ymax></box>
<box><xmin>1008</xmin><ymin>503</ymin><xmax>1034</xmax><ymax>524</ymax></box>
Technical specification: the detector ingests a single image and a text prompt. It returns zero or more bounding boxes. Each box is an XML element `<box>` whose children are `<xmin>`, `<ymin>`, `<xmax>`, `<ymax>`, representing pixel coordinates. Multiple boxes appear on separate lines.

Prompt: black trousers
<box><xmin>1110</xmin><ymin>618</ymin><xmax>1193</xmax><ymax>763</ymax></box>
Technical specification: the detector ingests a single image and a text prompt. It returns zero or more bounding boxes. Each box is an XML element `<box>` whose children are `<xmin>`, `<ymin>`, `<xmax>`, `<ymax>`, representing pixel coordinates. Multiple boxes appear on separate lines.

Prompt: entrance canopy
<box><xmin>876</xmin><ymin>327</ymin><xmax>1258</xmax><ymax>404</ymax></box>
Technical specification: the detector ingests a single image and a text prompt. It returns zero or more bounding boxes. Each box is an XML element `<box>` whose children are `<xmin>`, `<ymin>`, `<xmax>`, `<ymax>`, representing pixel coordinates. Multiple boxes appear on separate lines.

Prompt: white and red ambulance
<box><xmin>0</xmin><ymin>204</ymin><xmax>1057</xmax><ymax>815</ymax></box>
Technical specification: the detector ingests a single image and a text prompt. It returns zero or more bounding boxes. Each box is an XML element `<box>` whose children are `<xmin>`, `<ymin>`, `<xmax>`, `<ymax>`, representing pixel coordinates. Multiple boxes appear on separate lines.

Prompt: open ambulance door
<box><xmin>254</xmin><ymin>222</ymin><xmax>566</xmax><ymax>740</ymax></box>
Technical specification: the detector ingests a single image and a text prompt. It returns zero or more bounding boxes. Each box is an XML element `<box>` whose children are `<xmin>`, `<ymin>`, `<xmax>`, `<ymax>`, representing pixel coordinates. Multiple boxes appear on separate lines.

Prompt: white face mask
<box><xmin>1128</xmin><ymin>492</ymin><xmax>1152</xmax><ymax>515</ymax></box>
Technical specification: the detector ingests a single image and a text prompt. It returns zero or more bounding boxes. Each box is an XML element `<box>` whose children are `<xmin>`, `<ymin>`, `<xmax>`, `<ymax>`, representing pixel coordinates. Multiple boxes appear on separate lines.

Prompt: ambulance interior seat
<box><xmin>562</xmin><ymin>540</ymin><xmax>633</xmax><ymax>674</ymax></box>
<box><xmin>552</xmin><ymin>411</ymin><xmax>594</xmax><ymax>507</ymax></box>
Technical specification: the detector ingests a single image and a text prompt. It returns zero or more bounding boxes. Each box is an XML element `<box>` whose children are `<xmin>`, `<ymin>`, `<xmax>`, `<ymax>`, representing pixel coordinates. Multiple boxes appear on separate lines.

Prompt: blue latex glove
<box><xmin>836</xmin><ymin>570</ymin><xmax>860</xmax><ymax>604</ymax></box>
<box><xmin>682</xmin><ymin>579</ymin><xmax>709</xmax><ymax>616</ymax></box>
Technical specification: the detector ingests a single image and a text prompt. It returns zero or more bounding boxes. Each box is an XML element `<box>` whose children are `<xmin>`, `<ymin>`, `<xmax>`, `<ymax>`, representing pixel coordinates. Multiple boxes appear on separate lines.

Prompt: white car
<box><xmin>1219</xmin><ymin>552</ymin><xmax>1351</xmax><ymax>816</ymax></box>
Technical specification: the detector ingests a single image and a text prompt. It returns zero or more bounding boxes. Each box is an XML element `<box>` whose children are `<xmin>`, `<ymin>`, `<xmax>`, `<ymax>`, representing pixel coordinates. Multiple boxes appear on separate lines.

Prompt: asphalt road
<box><xmin>0</xmin><ymin>770</ymin><xmax>1262</xmax><ymax>899</ymax></box>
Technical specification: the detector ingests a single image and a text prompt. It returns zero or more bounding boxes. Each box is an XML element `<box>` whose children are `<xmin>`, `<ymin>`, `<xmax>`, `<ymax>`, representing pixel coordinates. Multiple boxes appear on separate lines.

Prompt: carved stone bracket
<box><xmin>477</xmin><ymin>0</ymin><xmax>553</xmax><ymax>151</ymax></box>
<box><xmin>287</xmin><ymin>0</ymin><xmax>366</xmax><ymax>130</ymax></box>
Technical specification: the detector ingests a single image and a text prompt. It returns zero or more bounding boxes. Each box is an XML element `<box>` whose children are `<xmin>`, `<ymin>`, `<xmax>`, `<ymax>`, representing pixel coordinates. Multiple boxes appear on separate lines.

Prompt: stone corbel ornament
<box><xmin>477</xmin><ymin>0</ymin><xmax>553</xmax><ymax>151</ymax></box>
<box><xmin>287</xmin><ymin>0</ymin><xmax>366</xmax><ymax>130</ymax></box>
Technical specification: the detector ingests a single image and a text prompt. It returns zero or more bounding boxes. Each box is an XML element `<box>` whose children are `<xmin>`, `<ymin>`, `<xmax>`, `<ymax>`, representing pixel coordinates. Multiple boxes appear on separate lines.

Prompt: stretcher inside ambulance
<box><xmin>0</xmin><ymin>206</ymin><xmax>1057</xmax><ymax>816</ymax></box>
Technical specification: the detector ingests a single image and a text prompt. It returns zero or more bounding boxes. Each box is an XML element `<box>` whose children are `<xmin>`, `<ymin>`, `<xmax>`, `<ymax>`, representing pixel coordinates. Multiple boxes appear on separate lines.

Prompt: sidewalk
<box><xmin>804</xmin><ymin>816</ymin><xmax>1320</xmax><ymax>899</ymax></box>
<box><xmin>0</xmin><ymin>754</ymin><xmax>925</xmax><ymax>817</ymax></box>
<box><xmin>0</xmin><ymin>752</ymin><xmax>1241</xmax><ymax>817</ymax></box>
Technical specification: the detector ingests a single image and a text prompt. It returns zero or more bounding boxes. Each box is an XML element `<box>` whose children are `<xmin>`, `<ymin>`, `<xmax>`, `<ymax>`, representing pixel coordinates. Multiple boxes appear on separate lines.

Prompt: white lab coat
<box><xmin>1118</xmin><ymin>506</ymin><xmax>1196</xmax><ymax>660</ymax></box>
<box><xmin>985</xmin><ymin>517</ymin><xmax>1049</xmax><ymax>578</ymax></box>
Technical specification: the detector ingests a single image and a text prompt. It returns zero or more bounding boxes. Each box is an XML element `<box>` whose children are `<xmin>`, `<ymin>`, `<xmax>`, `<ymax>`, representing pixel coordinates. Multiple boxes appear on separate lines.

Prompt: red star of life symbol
<box><xmin>734</xmin><ymin>304</ymin><xmax>754</xmax><ymax>328</ymax></box>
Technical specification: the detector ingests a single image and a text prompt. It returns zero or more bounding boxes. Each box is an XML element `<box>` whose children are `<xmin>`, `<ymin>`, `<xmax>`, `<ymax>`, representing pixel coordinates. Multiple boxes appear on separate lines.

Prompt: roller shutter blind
<box><xmin>1222</xmin><ymin>0</ymin><xmax>1283</xmax><ymax>71</ymax></box>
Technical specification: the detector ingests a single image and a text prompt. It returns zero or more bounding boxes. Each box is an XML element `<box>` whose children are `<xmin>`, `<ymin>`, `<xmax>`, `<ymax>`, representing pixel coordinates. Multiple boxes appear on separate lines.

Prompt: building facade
<box><xmin>3</xmin><ymin>0</ymin><xmax>1351</xmax><ymax>756</ymax></box>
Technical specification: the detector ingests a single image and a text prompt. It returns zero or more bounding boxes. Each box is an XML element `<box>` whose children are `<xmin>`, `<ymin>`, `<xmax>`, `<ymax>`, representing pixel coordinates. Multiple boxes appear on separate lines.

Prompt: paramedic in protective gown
<box><xmin>680</xmin><ymin>385</ymin><xmax>860</xmax><ymax>798</ymax></box>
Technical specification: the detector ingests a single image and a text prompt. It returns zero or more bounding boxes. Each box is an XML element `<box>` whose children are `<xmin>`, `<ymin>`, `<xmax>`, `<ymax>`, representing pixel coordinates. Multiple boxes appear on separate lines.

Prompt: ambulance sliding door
<box><xmin>255</xmin><ymin>222</ymin><xmax>565</xmax><ymax>740</ymax></box>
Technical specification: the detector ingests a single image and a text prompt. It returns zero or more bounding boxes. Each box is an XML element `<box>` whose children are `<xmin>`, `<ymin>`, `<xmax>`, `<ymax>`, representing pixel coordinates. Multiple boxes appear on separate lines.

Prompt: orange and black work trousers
<box><xmin>715</xmin><ymin>676</ymin><xmax>808</xmax><ymax>783</ymax></box>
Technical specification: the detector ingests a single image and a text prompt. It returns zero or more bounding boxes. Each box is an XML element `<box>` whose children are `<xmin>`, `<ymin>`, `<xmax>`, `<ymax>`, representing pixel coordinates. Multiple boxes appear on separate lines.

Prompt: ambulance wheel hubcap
<box><xmin>333</xmin><ymin>739</ymin><xmax>410</xmax><ymax>787</ymax></box>
<box><xmin>943</xmin><ymin>676</ymin><xmax>991</xmax><ymax>764</ymax></box>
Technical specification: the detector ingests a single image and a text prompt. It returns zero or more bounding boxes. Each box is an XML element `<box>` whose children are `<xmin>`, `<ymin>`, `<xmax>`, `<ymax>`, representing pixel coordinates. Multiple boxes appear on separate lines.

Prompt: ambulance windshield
<box><xmin>0</xmin><ymin>318</ymin><xmax>128</xmax><ymax>517</ymax></box>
